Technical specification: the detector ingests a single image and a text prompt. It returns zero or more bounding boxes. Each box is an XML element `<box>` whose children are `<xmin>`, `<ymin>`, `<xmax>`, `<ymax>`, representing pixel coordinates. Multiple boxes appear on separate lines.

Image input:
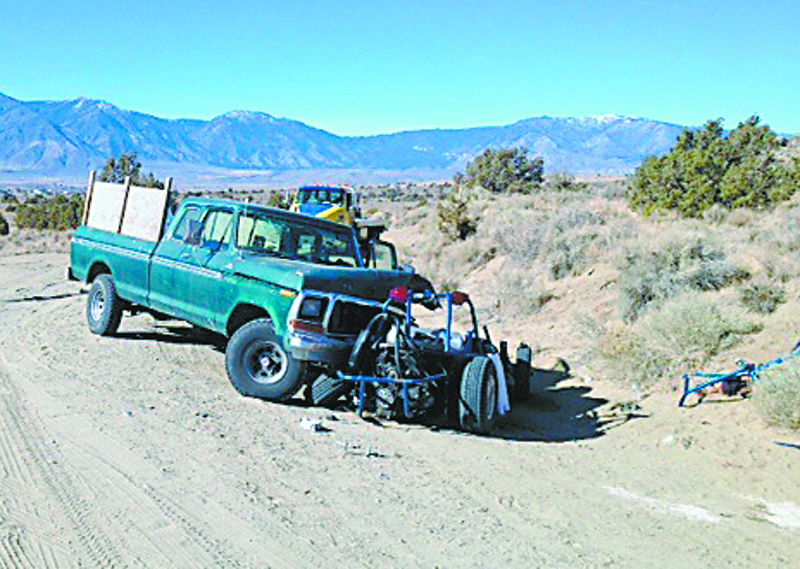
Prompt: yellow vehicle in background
<box><xmin>290</xmin><ymin>184</ymin><xmax>396</xmax><ymax>270</ymax></box>
<box><xmin>290</xmin><ymin>185</ymin><xmax>362</xmax><ymax>226</ymax></box>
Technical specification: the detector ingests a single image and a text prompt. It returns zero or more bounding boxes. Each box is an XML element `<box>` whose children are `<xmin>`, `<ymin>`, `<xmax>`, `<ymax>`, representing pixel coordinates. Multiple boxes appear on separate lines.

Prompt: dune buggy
<box><xmin>307</xmin><ymin>286</ymin><xmax>532</xmax><ymax>434</ymax></box>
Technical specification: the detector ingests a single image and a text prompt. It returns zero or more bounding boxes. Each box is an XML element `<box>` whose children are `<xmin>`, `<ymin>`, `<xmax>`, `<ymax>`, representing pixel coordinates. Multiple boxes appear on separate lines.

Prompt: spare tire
<box><xmin>459</xmin><ymin>356</ymin><xmax>498</xmax><ymax>434</ymax></box>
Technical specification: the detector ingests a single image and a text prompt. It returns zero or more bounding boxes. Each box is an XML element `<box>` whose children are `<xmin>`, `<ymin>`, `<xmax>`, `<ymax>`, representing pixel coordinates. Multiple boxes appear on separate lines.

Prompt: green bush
<box><xmin>99</xmin><ymin>152</ymin><xmax>164</xmax><ymax>188</ymax></box>
<box><xmin>436</xmin><ymin>189</ymin><xmax>477</xmax><ymax>242</ymax></box>
<box><xmin>630</xmin><ymin>116</ymin><xmax>800</xmax><ymax>217</ymax></box>
<box><xmin>460</xmin><ymin>147</ymin><xmax>544</xmax><ymax>194</ymax></box>
<box><xmin>0</xmin><ymin>212</ymin><xmax>9</xmax><ymax>235</ymax></box>
<box><xmin>755</xmin><ymin>361</ymin><xmax>800</xmax><ymax>430</ymax></box>
<box><xmin>266</xmin><ymin>190</ymin><xmax>288</xmax><ymax>209</ymax></box>
<box><xmin>14</xmin><ymin>193</ymin><xmax>84</xmax><ymax>231</ymax></box>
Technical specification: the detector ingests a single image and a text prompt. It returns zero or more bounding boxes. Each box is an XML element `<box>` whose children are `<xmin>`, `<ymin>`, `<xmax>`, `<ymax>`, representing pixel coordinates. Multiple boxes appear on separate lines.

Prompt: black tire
<box><xmin>86</xmin><ymin>274</ymin><xmax>123</xmax><ymax>336</ymax></box>
<box><xmin>348</xmin><ymin>312</ymin><xmax>393</xmax><ymax>371</ymax></box>
<box><xmin>310</xmin><ymin>373</ymin><xmax>351</xmax><ymax>407</ymax></box>
<box><xmin>226</xmin><ymin>318</ymin><xmax>306</xmax><ymax>401</ymax></box>
<box><xmin>459</xmin><ymin>356</ymin><xmax>498</xmax><ymax>434</ymax></box>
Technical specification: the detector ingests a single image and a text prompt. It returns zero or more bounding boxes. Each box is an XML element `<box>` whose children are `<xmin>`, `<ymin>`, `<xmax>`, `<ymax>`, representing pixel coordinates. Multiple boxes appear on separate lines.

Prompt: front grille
<box><xmin>328</xmin><ymin>301</ymin><xmax>381</xmax><ymax>336</ymax></box>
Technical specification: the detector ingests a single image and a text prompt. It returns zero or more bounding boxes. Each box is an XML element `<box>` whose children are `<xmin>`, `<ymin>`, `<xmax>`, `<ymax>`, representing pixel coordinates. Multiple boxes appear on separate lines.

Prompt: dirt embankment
<box><xmin>0</xmin><ymin>253</ymin><xmax>797</xmax><ymax>568</ymax></box>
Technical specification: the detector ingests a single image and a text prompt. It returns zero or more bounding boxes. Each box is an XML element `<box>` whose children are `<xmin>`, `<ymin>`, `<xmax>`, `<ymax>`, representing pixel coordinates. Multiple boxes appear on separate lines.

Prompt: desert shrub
<box><xmin>754</xmin><ymin>361</ymin><xmax>800</xmax><ymax>430</ymax></box>
<box><xmin>436</xmin><ymin>189</ymin><xmax>477</xmax><ymax>242</ymax></box>
<box><xmin>739</xmin><ymin>281</ymin><xmax>787</xmax><ymax>314</ymax></box>
<box><xmin>266</xmin><ymin>190</ymin><xmax>288</xmax><ymax>209</ymax></box>
<box><xmin>460</xmin><ymin>147</ymin><xmax>544</xmax><ymax>194</ymax></box>
<box><xmin>702</xmin><ymin>204</ymin><xmax>729</xmax><ymax>224</ymax></box>
<box><xmin>490</xmin><ymin>201</ymin><xmax>615</xmax><ymax>277</ymax></box>
<box><xmin>590</xmin><ymin>178</ymin><xmax>629</xmax><ymax>200</ymax></box>
<box><xmin>618</xmin><ymin>231</ymin><xmax>750</xmax><ymax>321</ymax></box>
<box><xmin>488</xmin><ymin>269</ymin><xmax>555</xmax><ymax>317</ymax></box>
<box><xmin>599</xmin><ymin>293</ymin><xmax>761</xmax><ymax>387</ymax></box>
<box><xmin>546</xmin><ymin>234</ymin><xmax>596</xmax><ymax>279</ymax></box>
<box><xmin>0</xmin><ymin>228</ymin><xmax>74</xmax><ymax>254</ymax></box>
<box><xmin>546</xmin><ymin>173</ymin><xmax>588</xmax><ymax>192</ymax></box>
<box><xmin>630</xmin><ymin>116</ymin><xmax>800</xmax><ymax>218</ymax></box>
<box><xmin>431</xmin><ymin>237</ymin><xmax>498</xmax><ymax>280</ymax></box>
<box><xmin>0</xmin><ymin>212</ymin><xmax>9</xmax><ymax>236</ymax></box>
<box><xmin>488</xmin><ymin>209</ymin><xmax>547</xmax><ymax>264</ymax></box>
<box><xmin>100</xmin><ymin>152</ymin><xmax>164</xmax><ymax>188</ymax></box>
<box><xmin>725</xmin><ymin>208</ymin><xmax>757</xmax><ymax>227</ymax></box>
<box><xmin>14</xmin><ymin>193</ymin><xmax>84</xmax><ymax>231</ymax></box>
<box><xmin>754</xmin><ymin>211</ymin><xmax>800</xmax><ymax>253</ymax></box>
<box><xmin>540</xmin><ymin>206</ymin><xmax>611</xmax><ymax>278</ymax></box>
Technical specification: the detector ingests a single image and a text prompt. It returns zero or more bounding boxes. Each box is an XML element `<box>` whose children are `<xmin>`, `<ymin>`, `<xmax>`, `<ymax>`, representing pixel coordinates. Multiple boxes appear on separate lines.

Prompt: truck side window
<box><xmin>237</xmin><ymin>212</ymin><xmax>283</xmax><ymax>252</ymax></box>
<box><xmin>200</xmin><ymin>210</ymin><xmax>233</xmax><ymax>250</ymax></box>
<box><xmin>172</xmin><ymin>207</ymin><xmax>204</xmax><ymax>244</ymax></box>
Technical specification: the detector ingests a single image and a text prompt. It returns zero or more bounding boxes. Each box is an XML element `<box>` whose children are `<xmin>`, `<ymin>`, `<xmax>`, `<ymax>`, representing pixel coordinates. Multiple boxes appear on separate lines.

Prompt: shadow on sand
<box><xmin>106</xmin><ymin>327</ymin><xmax>647</xmax><ymax>443</ymax></box>
<box><xmin>493</xmin><ymin>365</ymin><xmax>647</xmax><ymax>443</ymax></box>
<box><xmin>116</xmin><ymin>324</ymin><xmax>226</xmax><ymax>352</ymax></box>
<box><xmin>3</xmin><ymin>291</ymin><xmax>84</xmax><ymax>303</ymax></box>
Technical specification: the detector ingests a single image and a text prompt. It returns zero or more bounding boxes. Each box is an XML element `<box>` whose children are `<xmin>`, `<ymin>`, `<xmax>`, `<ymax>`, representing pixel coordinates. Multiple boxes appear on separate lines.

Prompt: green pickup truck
<box><xmin>69</xmin><ymin>179</ymin><xmax>429</xmax><ymax>402</ymax></box>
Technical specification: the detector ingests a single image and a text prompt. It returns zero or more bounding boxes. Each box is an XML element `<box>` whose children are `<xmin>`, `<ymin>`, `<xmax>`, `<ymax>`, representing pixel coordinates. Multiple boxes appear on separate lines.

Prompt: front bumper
<box><xmin>288</xmin><ymin>330</ymin><xmax>355</xmax><ymax>366</ymax></box>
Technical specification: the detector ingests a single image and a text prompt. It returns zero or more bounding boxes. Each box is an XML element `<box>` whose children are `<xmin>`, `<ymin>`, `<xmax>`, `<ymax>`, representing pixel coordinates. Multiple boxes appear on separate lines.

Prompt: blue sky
<box><xmin>2</xmin><ymin>0</ymin><xmax>798</xmax><ymax>136</ymax></box>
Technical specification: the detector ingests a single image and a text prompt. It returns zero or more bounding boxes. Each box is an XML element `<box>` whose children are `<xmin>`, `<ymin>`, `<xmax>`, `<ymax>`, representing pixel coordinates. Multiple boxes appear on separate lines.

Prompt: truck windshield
<box><xmin>237</xmin><ymin>210</ymin><xmax>360</xmax><ymax>267</ymax></box>
<box><xmin>297</xmin><ymin>187</ymin><xmax>344</xmax><ymax>206</ymax></box>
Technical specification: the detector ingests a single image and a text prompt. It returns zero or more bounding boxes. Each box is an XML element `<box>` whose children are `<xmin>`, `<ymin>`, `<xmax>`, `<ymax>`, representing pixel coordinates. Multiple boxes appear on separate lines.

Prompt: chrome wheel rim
<box><xmin>90</xmin><ymin>288</ymin><xmax>105</xmax><ymax>322</ymax></box>
<box><xmin>244</xmin><ymin>340</ymin><xmax>288</xmax><ymax>385</ymax></box>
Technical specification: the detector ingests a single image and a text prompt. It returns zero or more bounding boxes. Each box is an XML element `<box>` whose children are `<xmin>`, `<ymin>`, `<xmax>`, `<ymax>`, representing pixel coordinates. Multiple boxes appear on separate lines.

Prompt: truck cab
<box><xmin>290</xmin><ymin>185</ymin><xmax>362</xmax><ymax>226</ymax></box>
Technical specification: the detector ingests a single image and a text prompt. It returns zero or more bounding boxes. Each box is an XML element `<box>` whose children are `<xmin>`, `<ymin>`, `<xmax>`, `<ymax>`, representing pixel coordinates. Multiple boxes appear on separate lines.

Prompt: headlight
<box><xmin>299</xmin><ymin>296</ymin><xmax>328</xmax><ymax>320</ymax></box>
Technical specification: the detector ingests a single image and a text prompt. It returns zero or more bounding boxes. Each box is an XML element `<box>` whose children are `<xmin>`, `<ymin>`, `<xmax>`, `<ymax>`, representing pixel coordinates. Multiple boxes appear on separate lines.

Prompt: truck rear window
<box><xmin>237</xmin><ymin>211</ymin><xmax>359</xmax><ymax>267</ymax></box>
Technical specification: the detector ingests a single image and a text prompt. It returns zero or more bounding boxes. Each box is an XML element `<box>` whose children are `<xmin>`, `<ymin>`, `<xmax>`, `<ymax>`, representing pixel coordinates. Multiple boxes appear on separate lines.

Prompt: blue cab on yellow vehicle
<box><xmin>289</xmin><ymin>185</ymin><xmax>362</xmax><ymax>226</ymax></box>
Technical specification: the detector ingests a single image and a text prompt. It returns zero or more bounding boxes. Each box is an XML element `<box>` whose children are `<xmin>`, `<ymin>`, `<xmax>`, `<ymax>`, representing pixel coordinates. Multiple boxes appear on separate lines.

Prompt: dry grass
<box><xmin>381</xmin><ymin>179</ymin><xmax>799</xmax><ymax>429</ymax></box>
<box><xmin>597</xmin><ymin>292</ymin><xmax>761</xmax><ymax>388</ymax></box>
<box><xmin>755</xmin><ymin>360</ymin><xmax>800</xmax><ymax>429</ymax></box>
<box><xmin>0</xmin><ymin>228</ymin><xmax>73</xmax><ymax>256</ymax></box>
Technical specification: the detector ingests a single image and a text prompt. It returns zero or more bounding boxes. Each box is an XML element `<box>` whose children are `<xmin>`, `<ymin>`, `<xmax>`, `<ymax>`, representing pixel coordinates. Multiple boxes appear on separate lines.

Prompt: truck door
<box><xmin>182</xmin><ymin>207</ymin><xmax>237</xmax><ymax>331</ymax></box>
<box><xmin>150</xmin><ymin>205</ymin><xmax>236</xmax><ymax>330</ymax></box>
<box><xmin>149</xmin><ymin>204</ymin><xmax>205</xmax><ymax>320</ymax></box>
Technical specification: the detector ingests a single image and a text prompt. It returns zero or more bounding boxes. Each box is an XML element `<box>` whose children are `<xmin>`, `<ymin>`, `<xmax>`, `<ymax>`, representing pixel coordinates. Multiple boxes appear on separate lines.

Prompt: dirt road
<box><xmin>0</xmin><ymin>253</ymin><xmax>797</xmax><ymax>568</ymax></box>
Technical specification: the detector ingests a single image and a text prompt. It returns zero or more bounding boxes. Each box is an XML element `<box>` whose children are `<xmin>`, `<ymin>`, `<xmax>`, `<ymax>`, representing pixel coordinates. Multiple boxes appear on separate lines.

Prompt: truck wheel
<box><xmin>459</xmin><ymin>356</ymin><xmax>498</xmax><ymax>434</ymax></box>
<box><xmin>86</xmin><ymin>274</ymin><xmax>123</xmax><ymax>336</ymax></box>
<box><xmin>226</xmin><ymin>318</ymin><xmax>306</xmax><ymax>401</ymax></box>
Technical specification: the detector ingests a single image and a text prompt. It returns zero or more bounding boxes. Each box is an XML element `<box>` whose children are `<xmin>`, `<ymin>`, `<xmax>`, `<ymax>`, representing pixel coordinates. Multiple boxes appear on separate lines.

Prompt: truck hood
<box><xmin>234</xmin><ymin>254</ymin><xmax>426</xmax><ymax>302</ymax></box>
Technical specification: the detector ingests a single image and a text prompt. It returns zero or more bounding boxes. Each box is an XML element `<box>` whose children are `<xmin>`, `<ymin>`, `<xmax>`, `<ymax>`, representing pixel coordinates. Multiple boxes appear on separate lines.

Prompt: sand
<box><xmin>0</xmin><ymin>252</ymin><xmax>797</xmax><ymax>568</ymax></box>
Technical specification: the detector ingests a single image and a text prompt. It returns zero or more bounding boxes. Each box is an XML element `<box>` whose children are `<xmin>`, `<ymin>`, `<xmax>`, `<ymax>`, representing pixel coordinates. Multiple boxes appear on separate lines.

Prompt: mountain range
<box><xmin>0</xmin><ymin>91</ymin><xmax>688</xmax><ymax>187</ymax></box>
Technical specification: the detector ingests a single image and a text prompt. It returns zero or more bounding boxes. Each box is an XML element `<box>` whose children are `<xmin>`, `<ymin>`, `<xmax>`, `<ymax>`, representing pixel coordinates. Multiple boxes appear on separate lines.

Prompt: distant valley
<box><xmin>0</xmin><ymin>91</ymin><xmax>687</xmax><ymax>188</ymax></box>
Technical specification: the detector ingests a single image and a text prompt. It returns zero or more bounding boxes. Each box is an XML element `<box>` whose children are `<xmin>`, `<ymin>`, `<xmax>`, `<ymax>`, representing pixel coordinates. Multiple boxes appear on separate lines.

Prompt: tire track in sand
<box><xmin>0</xmin><ymin>275</ymin><xmax>324</xmax><ymax>569</ymax></box>
<box><xmin>0</xmin><ymin>356</ymin><xmax>121</xmax><ymax>568</ymax></box>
